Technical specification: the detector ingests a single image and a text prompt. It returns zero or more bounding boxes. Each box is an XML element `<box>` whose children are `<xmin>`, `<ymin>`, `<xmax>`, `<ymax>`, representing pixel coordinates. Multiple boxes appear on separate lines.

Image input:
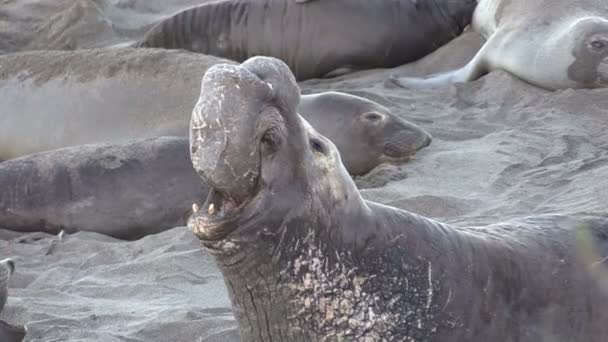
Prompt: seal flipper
<box><xmin>322</xmin><ymin>66</ymin><xmax>357</xmax><ymax>79</ymax></box>
<box><xmin>0</xmin><ymin>320</ymin><xmax>26</xmax><ymax>342</ymax></box>
<box><xmin>388</xmin><ymin>34</ymin><xmax>496</xmax><ymax>88</ymax></box>
<box><xmin>107</xmin><ymin>40</ymin><xmax>138</xmax><ymax>49</ymax></box>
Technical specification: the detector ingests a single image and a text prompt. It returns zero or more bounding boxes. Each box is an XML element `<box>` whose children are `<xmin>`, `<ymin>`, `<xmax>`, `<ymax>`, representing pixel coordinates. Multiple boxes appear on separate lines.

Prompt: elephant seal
<box><xmin>0</xmin><ymin>259</ymin><xmax>26</xmax><ymax>342</ymax></box>
<box><xmin>188</xmin><ymin>56</ymin><xmax>608</xmax><ymax>341</ymax></box>
<box><xmin>390</xmin><ymin>0</ymin><xmax>608</xmax><ymax>90</ymax></box>
<box><xmin>299</xmin><ymin>92</ymin><xmax>431</xmax><ymax>175</ymax></box>
<box><xmin>0</xmin><ymin>137</ymin><xmax>205</xmax><ymax>240</ymax></box>
<box><xmin>0</xmin><ymin>127</ymin><xmax>426</xmax><ymax>239</ymax></box>
<box><xmin>135</xmin><ymin>0</ymin><xmax>477</xmax><ymax>80</ymax></box>
<box><xmin>0</xmin><ymin>49</ymin><xmax>430</xmax><ymax>175</ymax></box>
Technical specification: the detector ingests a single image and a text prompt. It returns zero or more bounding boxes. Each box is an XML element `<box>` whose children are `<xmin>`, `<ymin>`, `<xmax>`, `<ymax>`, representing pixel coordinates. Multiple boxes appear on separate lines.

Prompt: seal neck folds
<box><xmin>188</xmin><ymin>56</ymin><xmax>448</xmax><ymax>341</ymax></box>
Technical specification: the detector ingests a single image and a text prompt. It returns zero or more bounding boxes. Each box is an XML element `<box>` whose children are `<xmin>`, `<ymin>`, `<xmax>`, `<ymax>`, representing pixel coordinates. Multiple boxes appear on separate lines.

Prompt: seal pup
<box><xmin>135</xmin><ymin>0</ymin><xmax>477</xmax><ymax>80</ymax></box>
<box><xmin>0</xmin><ymin>49</ymin><xmax>430</xmax><ymax>175</ymax></box>
<box><xmin>0</xmin><ymin>259</ymin><xmax>26</xmax><ymax>342</ymax></box>
<box><xmin>188</xmin><ymin>56</ymin><xmax>608</xmax><ymax>341</ymax></box>
<box><xmin>390</xmin><ymin>0</ymin><xmax>608</xmax><ymax>90</ymax></box>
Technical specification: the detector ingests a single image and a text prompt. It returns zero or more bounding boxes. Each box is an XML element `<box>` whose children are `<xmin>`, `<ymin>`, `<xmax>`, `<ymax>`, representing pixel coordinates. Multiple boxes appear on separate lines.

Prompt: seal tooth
<box><xmin>192</xmin><ymin>203</ymin><xmax>199</xmax><ymax>213</ymax></box>
<box><xmin>208</xmin><ymin>203</ymin><xmax>215</xmax><ymax>215</ymax></box>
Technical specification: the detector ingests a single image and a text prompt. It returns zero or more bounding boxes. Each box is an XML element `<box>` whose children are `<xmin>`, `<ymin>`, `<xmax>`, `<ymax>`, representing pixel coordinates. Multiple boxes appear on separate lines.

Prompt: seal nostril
<box><xmin>310</xmin><ymin>138</ymin><xmax>327</xmax><ymax>155</ymax></box>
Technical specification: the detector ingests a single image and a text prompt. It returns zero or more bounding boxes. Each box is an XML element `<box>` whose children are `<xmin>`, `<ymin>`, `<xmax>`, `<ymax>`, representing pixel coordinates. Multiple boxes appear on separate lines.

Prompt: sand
<box><xmin>1</xmin><ymin>1</ymin><xmax>608</xmax><ymax>341</ymax></box>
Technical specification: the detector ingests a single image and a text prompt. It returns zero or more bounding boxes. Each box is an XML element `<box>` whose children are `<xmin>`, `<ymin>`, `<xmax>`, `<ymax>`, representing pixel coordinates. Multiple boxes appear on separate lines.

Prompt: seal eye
<box><xmin>590</xmin><ymin>40</ymin><xmax>607</xmax><ymax>50</ymax></box>
<box><xmin>363</xmin><ymin>112</ymin><xmax>383</xmax><ymax>122</ymax></box>
<box><xmin>261</xmin><ymin>127</ymin><xmax>282</xmax><ymax>152</ymax></box>
<box><xmin>310</xmin><ymin>138</ymin><xmax>327</xmax><ymax>155</ymax></box>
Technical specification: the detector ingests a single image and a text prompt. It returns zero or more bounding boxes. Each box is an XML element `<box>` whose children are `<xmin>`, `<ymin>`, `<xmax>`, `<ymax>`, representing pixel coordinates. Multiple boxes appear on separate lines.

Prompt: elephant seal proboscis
<box><xmin>135</xmin><ymin>0</ymin><xmax>477</xmax><ymax>80</ymax></box>
<box><xmin>390</xmin><ymin>0</ymin><xmax>608</xmax><ymax>90</ymax></box>
<box><xmin>0</xmin><ymin>259</ymin><xmax>26</xmax><ymax>342</ymax></box>
<box><xmin>0</xmin><ymin>49</ymin><xmax>430</xmax><ymax>175</ymax></box>
<box><xmin>189</xmin><ymin>56</ymin><xmax>608</xmax><ymax>341</ymax></box>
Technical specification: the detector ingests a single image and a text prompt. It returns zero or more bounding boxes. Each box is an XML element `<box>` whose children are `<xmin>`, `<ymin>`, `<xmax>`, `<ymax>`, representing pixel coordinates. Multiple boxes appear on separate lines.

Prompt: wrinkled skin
<box><xmin>0</xmin><ymin>259</ymin><xmax>26</xmax><ymax>342</ymax></box>
<box><xmin>189</xmin><ymin>56</ymin><xmax>608</xmax><ymax>341</ymax></box>
<box><xmin>136</xmin><ymin>0</ymin><xmax>477</xmax><ymax>81</ymax></box>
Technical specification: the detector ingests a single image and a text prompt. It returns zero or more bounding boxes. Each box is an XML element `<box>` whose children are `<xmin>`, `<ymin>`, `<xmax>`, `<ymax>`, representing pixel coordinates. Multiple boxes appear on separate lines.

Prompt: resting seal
<box><xmin>0</xmin><ymin>137</ymin><xmax>204</xmax><ymax>240</ymax></box>
<box><xmin>0</xmin><ymin>49</ymin><xmax>430</xmax><ymax>175</ymax></box>
<box><xmin>188</xmin><ymin>56</ymin><xmax>608</xmax><ymax>341</ymax></box>
<box><xmin>0</xmin><ymin>109</ymin><xmax>428</xmax><ymax>237</ymax></box>
<box><xmin>0</xmin><ymin>259</ymin><xmax>26</xmax><ymax>342</ymax></box>
<box><xmin>135</xmin><ymin>0</ymin><xmax>477</xmax><ymax>80</ymax></box>
<box><xmin>299</xmin><ymin>92</ymin><xmax>431</xmax><ymax>175</ymax></box>
<box><xmin>390</xmin><ymin>0</ymin><xmax>608</xmax><ymax>90</ymax></box>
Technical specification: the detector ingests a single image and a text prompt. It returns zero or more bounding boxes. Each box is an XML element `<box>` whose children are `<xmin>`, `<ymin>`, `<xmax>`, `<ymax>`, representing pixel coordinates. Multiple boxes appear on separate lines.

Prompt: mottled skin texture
<box><xmin>0</xmin><ymin>259</ymin><xmax>25</xmax><ymax>342</ymax></box>
<box><xmin>390</xmin><ymin>0</ymin><xmax>608</xmax><ymax>90</ymax></box>
<box><xmin>136</xmin><ymin>0</ymin><xmax>477</xmax><ymax>80</ymax></box>
<box><xmin>0</xmin><ymin>49</ymin><xmax>429</xmax><ymax>176</ymax></box>
<box><xmin>0</xmin><ymin>137</ymin><xmax>205</xmax><ymax>240</ymax></box>
<box><xmin>189</xmin><ymin>56</ymin><xmax>608</xmax><ymax>341</ymax></box>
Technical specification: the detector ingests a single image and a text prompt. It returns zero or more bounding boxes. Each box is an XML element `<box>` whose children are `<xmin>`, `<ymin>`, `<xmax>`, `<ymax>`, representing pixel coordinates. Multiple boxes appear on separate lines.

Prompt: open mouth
<box><xmin>199</xmin><ymin>188</ymin><xmax>246</xmax><ymax>221</ymax></box>
<box><xmin>190</xmin><ymin>187</ymin><xmax>253</xmax><ymax>240</ymax></box>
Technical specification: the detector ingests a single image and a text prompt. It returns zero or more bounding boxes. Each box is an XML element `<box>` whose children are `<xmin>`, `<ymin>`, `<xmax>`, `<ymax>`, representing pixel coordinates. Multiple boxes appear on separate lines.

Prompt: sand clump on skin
<box><xmin>0</xmin><ymin>2</ymin><xmax>607</xmax><ymax>339</ymax></box>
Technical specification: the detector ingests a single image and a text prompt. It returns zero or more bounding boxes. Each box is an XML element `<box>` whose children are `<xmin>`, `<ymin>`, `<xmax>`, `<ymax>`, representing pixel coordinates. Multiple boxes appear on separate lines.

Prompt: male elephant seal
<box><xmin>390</xmin><ymin>0</ymin><xmax>608</xmax><ymax>90</ymax></box>
<box><xmin>0</xmin><ymin>259</ymin><xmax>26</xmax><ymax>342</ymax></box>
<box><xmin>188</xmin><ymin>56</ymin><xmax>608</xmax><ymax>341</ymax></box>
<box><xmin>135</xmin><ymin>0</ymin><xmax>477</xmax><ymax>80</ymax></box>
<box><xmin>0</xmin><ymin>49</ymin><xmax>430</xmax><ymax>175</ymax></box>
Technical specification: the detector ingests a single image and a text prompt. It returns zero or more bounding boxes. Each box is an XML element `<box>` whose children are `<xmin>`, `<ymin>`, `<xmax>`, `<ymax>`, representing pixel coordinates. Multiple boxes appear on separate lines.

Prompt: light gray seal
<box><xmin>0</xmin><ymin>49</ymin><xmax>430</xmax><ymax>175</ymax></box>
<box><xmin>135</xmin><ymin>0</ymin><xmax>477</xmax><ymax>80</ymax></box>
<box><xmin>0</xmin><ymin>259</ymin><xmax>26</xmax><ymax>342</ymax></box>
<box><xmin>188</xmin><ymin>55</ymin><xmax>608</xmax><ymax>341</ymax></box>
<box><xmin>390</xmin><ymin>0</ymin><xmax>608</xmax><ymax>90</ymax></box>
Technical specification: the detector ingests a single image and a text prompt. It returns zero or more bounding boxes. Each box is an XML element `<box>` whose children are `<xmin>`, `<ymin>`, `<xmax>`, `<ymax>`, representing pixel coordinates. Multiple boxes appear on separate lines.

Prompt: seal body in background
<box><xmin>136</xmin><ymin>0</ymin><xmax>477</xmax><ymax>80</ymax></box>
<box><xmin>390</xmin><ymin>0</ymin><xmax>608</xmax><ymax>90</ymax></box>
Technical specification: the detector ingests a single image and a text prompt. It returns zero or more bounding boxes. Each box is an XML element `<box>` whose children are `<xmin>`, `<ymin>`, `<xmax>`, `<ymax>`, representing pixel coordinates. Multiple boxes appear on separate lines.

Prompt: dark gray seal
<box><xmin>188</xmin><ymin>56</ymin><xmax>608</xmax><ymax>341</ymax></box>
<box><xmin>0</xmin><ymin>129</ymin><xmax>426</xmax><ymax>239</ymax></box>
<box><xmin>0</xmin><ymin>259</ymin><xmax>26</xmax><ymax>342</ymax></box>
<box><xmin>135</xmin><ymin>0</ymin><xmax>478</xmax><ymax>80</ymax></box>
<box><xmin>299</xmin><ymin>92</ymin><xmax>431</xmax><ymax>175</ymax></box>
<box><xmin>0</xmin><ymin>49</ymin><xmax>430</xmax><ymax>175</ymax></box>
<box><xmin>0</xmin><ymin>137</ymin><xmax>204</xmax><ymax>240</ymax></box>
<box><xmin>390</xmin><ymin>0</ymin><xmax>608</xmax><ymax>90</ymax></box>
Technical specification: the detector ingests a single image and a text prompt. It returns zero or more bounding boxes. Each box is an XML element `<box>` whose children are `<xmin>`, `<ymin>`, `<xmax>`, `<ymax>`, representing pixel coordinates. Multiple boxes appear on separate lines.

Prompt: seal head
<box><xmin>567</xmin><ymin>17</ymin><xmax>608</xmax><ymax>87</ymax></box>
<box><xmin>299</xmin><ymin>92</ymin><xmax>432</xmax><ymax>175</ymax></box>
<box><xmin>189</xmin><ymin>56</ymin><xmax>369</xmax><ymax>339</ymax></box>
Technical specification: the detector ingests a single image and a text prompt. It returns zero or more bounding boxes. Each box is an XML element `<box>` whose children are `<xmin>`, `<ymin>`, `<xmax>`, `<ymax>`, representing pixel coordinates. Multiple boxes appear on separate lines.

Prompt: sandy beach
<box><xmin>1</xmin><ymin>0</ymin><xmax>608</xmax><ymax>340</ymax></box>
